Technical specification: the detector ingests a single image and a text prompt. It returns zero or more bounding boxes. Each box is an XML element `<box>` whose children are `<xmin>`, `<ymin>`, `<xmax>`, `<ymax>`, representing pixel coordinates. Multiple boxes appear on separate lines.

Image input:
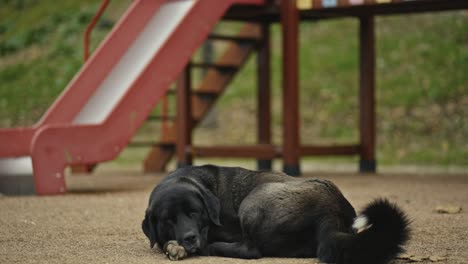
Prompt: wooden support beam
<box><xmin>301</xmin><ymin>145</ymin><xmax>360</xmax><ymax>156</ymax></box>
<box><xmin>359</xmin><ymin>16</ymin><xmax>376</xmax><ymax>173</ymax></box>
<box><xmin>193</xmin><ymin>145</ymin><xmax>279</xmax><ymax>159</ymax></box>
<box><xmin>190</xmin><ymin>144</ymin><xmax>359</xmax><ymax>158</ymax></box>
<box><xmin>280</xmin><ymin>0</ymin><xmax>301</xmax><ymax>176</ymax></box>
<box><xmin>257</xmin><ymin>22</ymin><xmax>272</xmax><ymax>171</ymax></box>
<box><xmin>176</xmin><ymin>66</ymin><xmax>193</xmax><ymax>168</ymax></box>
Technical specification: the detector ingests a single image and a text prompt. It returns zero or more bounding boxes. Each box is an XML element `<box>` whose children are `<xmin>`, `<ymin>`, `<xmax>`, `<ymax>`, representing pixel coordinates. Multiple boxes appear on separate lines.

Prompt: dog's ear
<box><xmin>196</xmin><ymin>184</ymin><xmax>221</xmax><ymax>226</ymax></box>
<box><xmin>142</xmin><ymin>210</ymin><xmax>158</xmax><ymax>248</ymax></box>
<box><xmin>180</xmin><ymin>177</ymin><xmax>222</xmax><ymax>226</ymax></box>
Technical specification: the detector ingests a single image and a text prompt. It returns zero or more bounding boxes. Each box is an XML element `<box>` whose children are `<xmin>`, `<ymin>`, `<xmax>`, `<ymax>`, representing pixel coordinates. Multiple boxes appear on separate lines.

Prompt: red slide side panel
<box><xmin>30</xmin><ymin>0</ymin><xmax>264</xmax><ymax>195</ymax></box>
<box><xmin>0</xmin><ymin>0</ymin><xmax>263</xmax><ymax>158</ymax></box>
<box><xmin>0</xmin><ymin>0</ymin><xmax>165</xmax><ymax>157</ymax></box>
<box><xmin>0</xmin><ymin>129</ymin><xmax>35</xmax><ymax>157</ymax></box>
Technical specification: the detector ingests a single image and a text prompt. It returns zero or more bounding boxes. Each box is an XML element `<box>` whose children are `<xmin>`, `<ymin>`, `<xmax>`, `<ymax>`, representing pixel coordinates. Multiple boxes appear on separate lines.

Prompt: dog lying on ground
<box><xmin>142</xmin><ymin>165</ymin><xmax>410</xmax><ymax>264</ymax></box>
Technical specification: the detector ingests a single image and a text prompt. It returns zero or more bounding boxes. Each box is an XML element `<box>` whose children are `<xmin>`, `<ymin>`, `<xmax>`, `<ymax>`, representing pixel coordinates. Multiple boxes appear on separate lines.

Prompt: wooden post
<box><xmin>280</xmin><ymin>0</ymin><xmax>301</xmax><ymax>176</ymax></box>
<box><xmin>257</xmin><ymin>22</ymin><xmax>272</xmax><ymax>171</ymax></box>
<box><xmin>176</xmin><ymin>65</ymin><xmax>193</xmax><ymax>168</ymax></box>
<box><xmin>359</xmin><ymin>16</ymin><xmax>376</xmax><ymax>173</ymax></box>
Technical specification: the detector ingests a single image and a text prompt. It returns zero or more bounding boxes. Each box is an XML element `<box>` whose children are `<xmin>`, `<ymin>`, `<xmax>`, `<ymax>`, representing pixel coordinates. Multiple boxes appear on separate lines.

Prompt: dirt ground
<box><xmin>1</xmin><ymin>165</ymin><xmax>467</xmax><ymax>264</ymax></box>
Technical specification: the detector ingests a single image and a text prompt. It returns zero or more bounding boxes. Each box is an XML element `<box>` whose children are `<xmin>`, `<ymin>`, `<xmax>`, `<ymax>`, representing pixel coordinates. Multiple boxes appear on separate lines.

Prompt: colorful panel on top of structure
<box><xmin>0</xmin><ymin>0</ymin><xmax>264</xmax><ymax>195</ymax></box>
<box><xmin>297</xmin><ymin>0</ymin><xmax>420</xmax><ymax>10</ymax></box>
<box><xmin>223</xmin><ymin>0</ymin><xmax>467</xmax><ymax>21</ymax></box>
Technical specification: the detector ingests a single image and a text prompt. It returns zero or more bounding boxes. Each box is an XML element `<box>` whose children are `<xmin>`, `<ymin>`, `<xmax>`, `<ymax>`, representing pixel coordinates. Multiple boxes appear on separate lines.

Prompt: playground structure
<box><xmin>0</xmin><ymin>0</ymin><xmax>466</xmax><ymax>195</ymax></box>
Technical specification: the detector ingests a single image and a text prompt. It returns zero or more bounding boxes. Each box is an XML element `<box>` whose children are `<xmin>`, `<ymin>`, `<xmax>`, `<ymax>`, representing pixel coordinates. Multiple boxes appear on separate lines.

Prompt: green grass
<box><xmin>0</xmin><ymin>1</ymin><xmax>467</xmax><ymax>167</ymax></box>
<box><xmin>0</xmin><ymin>0</ymin><xmax>126</xmax><ymax>126</ymax></box>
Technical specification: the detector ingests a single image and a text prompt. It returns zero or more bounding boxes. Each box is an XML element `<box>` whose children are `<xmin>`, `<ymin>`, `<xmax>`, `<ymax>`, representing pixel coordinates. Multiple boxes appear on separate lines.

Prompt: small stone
<box><xmin>434</xmin><ymin>205</ymin><xmax>462</xmax><ymax>214</ymax></box>
<box><xmin>409</xmin><ymin>255</ymin><xmax>428</xmax><ymax>262</ymax></box>
<box><xmin>429</xmin><ymin>255</ymin><xmax>447</xmax><ymax>262</ymax></box>
<box><xmin>397</xmin><ymin>254</ymin><xmax>429</xmax><ymax>262</ymax></box>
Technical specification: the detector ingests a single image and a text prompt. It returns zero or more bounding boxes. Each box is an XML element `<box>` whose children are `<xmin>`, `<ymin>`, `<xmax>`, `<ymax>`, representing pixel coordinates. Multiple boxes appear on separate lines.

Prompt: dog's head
<box><xmin>142</xmin><ymin>178</ymin><xmax>221</xmax><ymax>254</ymax></box>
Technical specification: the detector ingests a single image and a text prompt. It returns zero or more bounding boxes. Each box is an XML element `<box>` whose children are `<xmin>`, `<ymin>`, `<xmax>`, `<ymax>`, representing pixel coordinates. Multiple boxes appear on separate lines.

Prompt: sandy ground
<box><xmin>0</xmin><ymin>167</ymin><xmax>467</xmax><ymax>264</ymax></box>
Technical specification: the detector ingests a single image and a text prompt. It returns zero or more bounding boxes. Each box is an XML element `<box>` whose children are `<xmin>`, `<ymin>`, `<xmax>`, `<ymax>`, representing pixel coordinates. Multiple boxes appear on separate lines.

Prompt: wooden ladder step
<box><xmin>190</xmin><ymin>62</ymin><xmax>239</xmax><ymax>72</ymax></box>
<box><xmin>166</xmin><ymin>88</ymin><xmax>220</xmax><ymax>97</ymax></box>
<box><xmin>193</xmin><ymin>90</ymin><xmax>220</xmax><ymax>101</ymax></box>
<box><xmin>207</xmin><ymin>34</ymin><xmax>259</xmax><ymax>44</ymax></box>
<box><xmin>143</xmin><ymin>24</ymin><xmax>261</xmax><ymax>172</ymax></box>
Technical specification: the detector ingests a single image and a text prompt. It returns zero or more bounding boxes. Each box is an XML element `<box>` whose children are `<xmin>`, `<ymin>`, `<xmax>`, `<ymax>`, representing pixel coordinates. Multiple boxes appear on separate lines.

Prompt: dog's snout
<box><xmin>183</xmin><ymin>232</ymin><xmax>197</xmax><ymax>244</ymax></box>
<box><xmin>181</xmin><ymin>232</ymin><xmax>201</xmax><ymax>253</ymax></box>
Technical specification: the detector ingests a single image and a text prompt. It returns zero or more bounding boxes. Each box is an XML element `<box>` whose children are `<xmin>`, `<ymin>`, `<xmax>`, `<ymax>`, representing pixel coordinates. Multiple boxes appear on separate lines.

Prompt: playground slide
<box><xmin>0</xmin><ymin>0</ymin><xmax>263</xmax><ymax>195</ymax></box>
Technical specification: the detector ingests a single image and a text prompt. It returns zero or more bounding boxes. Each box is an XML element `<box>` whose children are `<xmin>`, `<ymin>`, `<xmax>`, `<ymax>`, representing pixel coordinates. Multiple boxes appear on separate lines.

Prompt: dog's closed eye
<box><xmin>189</xmin><ymin>211</ymin><xmax>200</xmax><ymax>218</ymax></box>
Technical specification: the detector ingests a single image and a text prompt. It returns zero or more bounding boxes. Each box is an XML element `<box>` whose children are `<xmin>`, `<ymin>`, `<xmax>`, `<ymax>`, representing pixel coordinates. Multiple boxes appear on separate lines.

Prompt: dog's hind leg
<box><xmin>204</xmin><ymin>241</ymin><xmax>261</xmax><ymax>259</ymax></box>
<box><xmin>316</xmin><ymin>219</ymin><xmax>354</xmax><ymax>264</ymax></box>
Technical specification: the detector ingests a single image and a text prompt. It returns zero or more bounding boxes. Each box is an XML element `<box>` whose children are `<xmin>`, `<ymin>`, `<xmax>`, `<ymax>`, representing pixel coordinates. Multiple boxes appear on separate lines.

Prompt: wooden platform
<box><xmin>140</xmin><ymin>0</ymin><xmax>467</xmax><ymax>175</ymax></box>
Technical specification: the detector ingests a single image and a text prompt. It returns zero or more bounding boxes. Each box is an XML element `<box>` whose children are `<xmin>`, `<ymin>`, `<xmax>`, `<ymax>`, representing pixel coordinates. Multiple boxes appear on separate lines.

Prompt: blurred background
<box><xmin>0</xmin><ymin>0</ymin><xmax>466</xmax><ymax>170</ymax></box>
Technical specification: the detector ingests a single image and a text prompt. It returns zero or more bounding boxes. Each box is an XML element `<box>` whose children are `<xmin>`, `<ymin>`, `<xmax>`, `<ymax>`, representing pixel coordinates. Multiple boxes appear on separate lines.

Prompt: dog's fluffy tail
<box><xmin>319</xmin><ymin>199</ymin><xmax>411</xmax><ymax>264</ymax></box>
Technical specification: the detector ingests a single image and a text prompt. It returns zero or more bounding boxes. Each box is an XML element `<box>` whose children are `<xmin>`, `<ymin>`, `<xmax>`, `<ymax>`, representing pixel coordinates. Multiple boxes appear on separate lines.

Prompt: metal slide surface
<box><xmin>0</xmin><ymin>0</ymin><xmax>264</xmax><ymax>194</ymax></box>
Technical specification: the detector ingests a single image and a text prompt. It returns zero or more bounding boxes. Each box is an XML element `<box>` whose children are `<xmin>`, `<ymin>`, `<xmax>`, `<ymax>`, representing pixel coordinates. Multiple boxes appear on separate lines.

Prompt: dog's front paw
<box><xmin>163</xmin><ymin>240</ymin><xmax>187</xmax><ymax>261</ymax></box>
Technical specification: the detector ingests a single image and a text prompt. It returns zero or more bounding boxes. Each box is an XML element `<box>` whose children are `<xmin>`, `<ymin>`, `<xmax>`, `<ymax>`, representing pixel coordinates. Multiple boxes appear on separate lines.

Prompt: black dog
<box><xmin>142</xmin><ymin>165</ymin><xmax>410</xmax><ymax>264</ymax></box>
